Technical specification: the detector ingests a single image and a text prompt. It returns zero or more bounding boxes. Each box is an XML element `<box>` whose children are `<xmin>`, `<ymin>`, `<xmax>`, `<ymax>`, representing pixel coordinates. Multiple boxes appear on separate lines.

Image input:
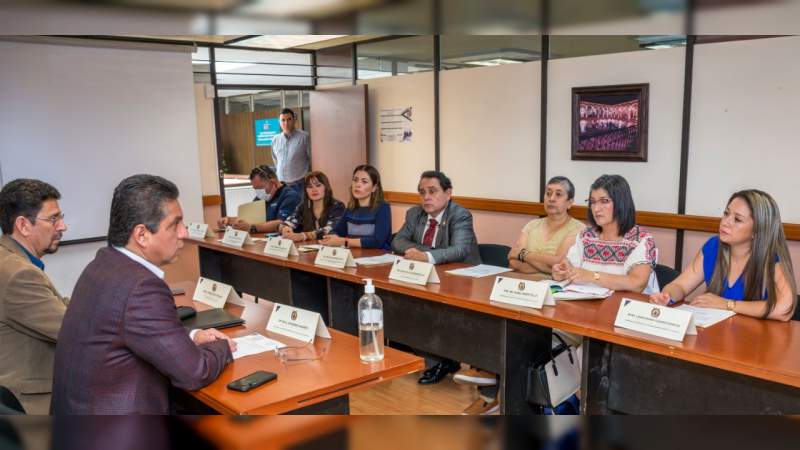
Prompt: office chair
<box><xmin>0</xmin><ymin>386</ymin><xmax>24</xmax><ymax>415</ymax></box>
<box><xmin>654</xmin><ymin>264</ymin><xmax>680</xmax><ymax>290</ymax></box>
<box><xmin>478</xmin><ymin>244</ymin><xmax>512</xmax><ymax>268</ymax></box>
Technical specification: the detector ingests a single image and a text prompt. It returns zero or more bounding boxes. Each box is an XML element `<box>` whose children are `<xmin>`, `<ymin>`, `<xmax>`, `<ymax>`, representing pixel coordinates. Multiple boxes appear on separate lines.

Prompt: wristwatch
<box><xmin>249</xmin><ymin>225</ymin><xmax>258</xmax><ymax>234</ymax></box>
<box><xmin>726</xmin><ymin>300</ymin><xmax>735</xmax><ymax>311</ymax></box>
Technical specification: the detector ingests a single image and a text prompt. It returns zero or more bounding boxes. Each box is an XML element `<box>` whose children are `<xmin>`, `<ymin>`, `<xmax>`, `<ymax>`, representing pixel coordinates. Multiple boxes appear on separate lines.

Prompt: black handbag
<box><xmin>526</xmin><ymin>333</ymin><xmax>581</xmax><ymax>409</ymax></box>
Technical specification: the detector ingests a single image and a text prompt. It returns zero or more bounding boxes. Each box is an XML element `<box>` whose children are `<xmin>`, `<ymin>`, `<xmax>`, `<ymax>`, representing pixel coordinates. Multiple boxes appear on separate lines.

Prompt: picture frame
<box><xmin>571</xmin><ymin>83</ymin><xmax>649</xmax><ymax>162</ymax></box>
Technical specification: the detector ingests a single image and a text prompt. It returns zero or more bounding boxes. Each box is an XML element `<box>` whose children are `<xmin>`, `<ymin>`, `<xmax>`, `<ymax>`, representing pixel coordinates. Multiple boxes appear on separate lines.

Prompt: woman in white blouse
<box><xmin>552</xmin><ymin>174</ymin><xmax>659</xmax><ymax>294</ymax></box>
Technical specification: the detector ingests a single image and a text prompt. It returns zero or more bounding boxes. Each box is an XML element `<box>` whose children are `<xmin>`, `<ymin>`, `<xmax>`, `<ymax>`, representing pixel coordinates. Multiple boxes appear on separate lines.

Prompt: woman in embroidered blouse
<box><xmin>552</xmin><ymin>174</ymin><xmax>658</xmax><ymax>293</ymax></box>
<box><xmin>279</xmin><ymin>171</ymin><xmax>345</xmax><ymax>242</ymax></box>
<box><xmin>650</xmin><ymin>190</ymin><xmax>796</xmax><ymax>321</ymax></box>
<box><xmin>508</xmin><ymin>176</ymin><xmax>585</xmax><ymax>276</ymax></box>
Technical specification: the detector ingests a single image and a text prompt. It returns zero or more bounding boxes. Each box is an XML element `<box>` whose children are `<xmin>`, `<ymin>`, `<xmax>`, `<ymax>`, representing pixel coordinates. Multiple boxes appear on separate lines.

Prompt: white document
<box><xmin>263</xmin><ymin>237</ymin><xmax>299</xmax><ymax>258</ymax></box>
<box><xmin>192</xmin><ymin>277</ymin><xmax>244</xmax><ymax>308</ymax></box>
<box><xmin>675</xmin><ymin>304</ymin><xmax>736</xmax><ymax>328</ymax></box>
<box><xmin>266</xmin><ymin>303</ymin><xmax>332</xmax><ymax>343</ymax></box>
<box><xmin>354</xmin><ymin>253</ymin><xmax>403</xmax><ymax>266</ymax></box>
<box><xmin>236</xmin><ymin>200</ymin><xmax>266</xmax><ymax>224</ymax></box>
<box><xmin>231</xmin><ymin>334</ymin><xmax>286</xmax><ymax>360</ymax></box>
<box><xmin>186</xmin><ymin>222</ymin><xmax>215</xmax><ymax>240</ymax></box>
<box><xmin>489</xmin><ymin>277</ymin><xmax>555</xmax><ymax>309</ymax></box>
<box><xmin>220</xmin><ymin>227</ymin><xmax>254</xmax><ymax>248</ymax></box>
<box><xmin>446</xmin><ymin>264</ymin><xmax>513</xmax><ymax>278</ymax></box>
<box><xmin>614</xmin><ymin>298</ymin><xmax>697</xmax><ymax>342</ymax></box>
<box><xmin>314</xmin><ymin>246</ymin><xmax>356</xmax><ymax>269</ymax></box>
<box><xmin>389</xmin><ymin>258</ymin><xmax>440</xmax><ymax>285</ymax></box>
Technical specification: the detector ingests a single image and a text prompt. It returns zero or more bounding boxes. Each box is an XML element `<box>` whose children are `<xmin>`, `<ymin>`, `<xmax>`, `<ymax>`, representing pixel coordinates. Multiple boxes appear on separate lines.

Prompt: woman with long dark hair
<box><xmin>279</xmin><ymin>171</ymin><xmax>345</xmax><ymax>242</ymax></box>
<box><xmin>321</xmin><ymin>164</ymin><xmax>392</xmax><ymax>250</ymax></box>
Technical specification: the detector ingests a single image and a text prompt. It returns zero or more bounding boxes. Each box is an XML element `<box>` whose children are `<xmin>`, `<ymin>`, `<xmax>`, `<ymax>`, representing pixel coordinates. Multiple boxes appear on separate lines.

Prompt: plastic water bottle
<box><xmin>358</xmin><ymin>279</ymin><xmax>384</xmax><ymax>362</ymax></box>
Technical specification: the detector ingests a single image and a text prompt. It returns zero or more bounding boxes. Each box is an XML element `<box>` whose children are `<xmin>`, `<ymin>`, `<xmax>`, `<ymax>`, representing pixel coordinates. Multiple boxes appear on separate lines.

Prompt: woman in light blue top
<box><xmin>651</xmin><ymin>189</ymin><xmax>797</xmax><ymax>321</ymax></box>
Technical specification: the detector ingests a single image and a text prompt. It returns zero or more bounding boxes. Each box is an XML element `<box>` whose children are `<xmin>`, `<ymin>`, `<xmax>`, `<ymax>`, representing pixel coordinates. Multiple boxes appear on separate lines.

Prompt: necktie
<box><xmin>422</xmin><ymin>218</ymin><xmax>438</xmax><ymax>247</ymax></box>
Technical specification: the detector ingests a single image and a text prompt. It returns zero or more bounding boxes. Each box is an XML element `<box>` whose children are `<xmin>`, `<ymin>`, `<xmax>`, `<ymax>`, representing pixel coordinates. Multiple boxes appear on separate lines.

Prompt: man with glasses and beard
<box><xmin>0</xmin><ymin>178</ymin><xmax>69</xmax><ymax>414</ymax></box>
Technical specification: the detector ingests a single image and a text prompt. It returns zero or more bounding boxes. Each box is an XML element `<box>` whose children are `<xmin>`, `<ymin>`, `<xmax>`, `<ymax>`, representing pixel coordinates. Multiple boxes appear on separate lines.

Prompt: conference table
<box><xmin>185</xmin><ymin>235</ymin><xmax>800</xmax><ymax>414</ymax></box>
<box><xmin>172</xmin><ymin>280</ymin><xmax>423</xmax><ymax>415</ymax></box>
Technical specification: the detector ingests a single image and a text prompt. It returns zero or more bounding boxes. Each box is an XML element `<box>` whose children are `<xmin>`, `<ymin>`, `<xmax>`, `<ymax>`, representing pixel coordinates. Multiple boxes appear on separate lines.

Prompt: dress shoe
<box><xmin>418</xmin><ymin>361</ymin><xmax>459</xmax><ymax>385</ymax></box>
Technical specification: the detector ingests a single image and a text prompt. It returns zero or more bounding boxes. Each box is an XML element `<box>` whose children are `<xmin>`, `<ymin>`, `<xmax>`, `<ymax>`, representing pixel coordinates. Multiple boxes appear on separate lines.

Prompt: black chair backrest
<box><xmin>654</xmin><ymin>264</ymin><xmax>680</xmax><ymax>290</ymax></box>
<box><xmin>792</xmin><ymin>296</ymin><xmax>800</xmax><ymax>322</ymax></box>
<box><xmin>0</xmin><ymin>386</ymin><xmax>25</xmax><ymax>415</ymax></box>
<box><xmin>479</xmin><ymin>244</ymin><xmax>512</xmax><ymax>268</ymax></box>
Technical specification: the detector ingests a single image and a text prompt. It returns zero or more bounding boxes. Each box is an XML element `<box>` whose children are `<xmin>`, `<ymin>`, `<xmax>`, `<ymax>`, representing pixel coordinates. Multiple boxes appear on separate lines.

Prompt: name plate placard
<box><xmin>489</xmin><ymin>277</ymin><xmax>555</xmax><ymax>309</ymax></box>
<box><xmin>266</xmin><ymin>303</ymin><xmax>331</xmax><ymax>343</ymax></box>
<box><xmin>388</xmin><ymin>258</ymin><xmax>440</xmax><ymax>286</ymax></box>
<box><xmin>263</xmin><ymin>237</ymin><xmax>299</xmax><ymax>258</ymax></box>
<box><xmin>192</xmin><ymin>277</ymin><xmax>244</xmax><ymax>308</ymax></box>
<box><xmin>221</xmin><ymin>227</ymin><xmax>253</xmax><ymax>248</ymax></box>
<box><xmin>187</xmin><ymin>222</ymin><xmax>216</xmax><ymax>240</ymax></box>
<box><xmin>314</xmin><ymin>246</ymin><xmax>356</xmax><ymax>269</ymax></box>
<box><xmin>614</xmin><ymin>298</ymin><xmax>697</xmax><ymax>342</ymax></box>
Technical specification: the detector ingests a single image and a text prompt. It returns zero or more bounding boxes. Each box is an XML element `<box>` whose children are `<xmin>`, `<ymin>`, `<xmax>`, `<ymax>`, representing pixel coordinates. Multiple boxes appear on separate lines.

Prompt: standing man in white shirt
<box><xmin>271</xmin><ymin>108</ymin><xmax>310</xmax><ymax>194</ymax></box>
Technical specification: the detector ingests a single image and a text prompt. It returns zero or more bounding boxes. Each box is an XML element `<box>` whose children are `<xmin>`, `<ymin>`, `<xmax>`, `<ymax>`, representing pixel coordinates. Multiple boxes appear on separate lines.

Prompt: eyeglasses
<box><xmin>586</xmin><ymin>198</ymin><xmax>612</xmax><ymax>207</ymax></box>
<box><xmin>274</xmin><ymin>342</ymin><xmax>329</xmax><ymax>365</ymax></box>
<box><xmin>31</xmin><ymin>212</ymin><xmax>65</xmax><ymax>225</ymax></box>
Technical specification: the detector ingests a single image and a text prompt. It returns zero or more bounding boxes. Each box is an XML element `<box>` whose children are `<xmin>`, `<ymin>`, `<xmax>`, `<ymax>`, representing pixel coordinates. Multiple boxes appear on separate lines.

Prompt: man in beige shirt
<box><xmin>0</xmin><ymin>178</ymin><xmax>69</xmax><ymax>414</ymax></box>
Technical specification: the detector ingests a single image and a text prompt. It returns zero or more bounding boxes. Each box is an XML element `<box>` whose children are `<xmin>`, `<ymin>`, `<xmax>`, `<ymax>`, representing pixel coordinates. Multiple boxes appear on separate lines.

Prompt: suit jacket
<box><xmin>0</xmin><ymin>234</ymin><xmax>68</xmax><ymax>414</ymax></box>
<box><xmin>392</xmin><ymin>201</ymin><xmax>481</xmax><ymax>265</ymax></box>
<box><xmin>51</xmin><ymin>247</ymin><xmax>232</xmax><ymax>414</ymax></box>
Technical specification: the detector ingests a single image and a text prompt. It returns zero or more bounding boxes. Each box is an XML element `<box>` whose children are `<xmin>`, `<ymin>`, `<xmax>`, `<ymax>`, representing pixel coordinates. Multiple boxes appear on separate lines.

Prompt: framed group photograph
<box><xmin>571</xmin><ymin>83</ymin><xmax>649</xmax><ymax>162</ymax></box>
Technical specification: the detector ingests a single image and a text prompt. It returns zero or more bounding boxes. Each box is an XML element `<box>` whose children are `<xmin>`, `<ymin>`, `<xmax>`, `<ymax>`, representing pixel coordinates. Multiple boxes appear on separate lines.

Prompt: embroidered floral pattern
<box><xmin>579</xmin><ymin>226</ymin><xmax>656</xmax><ymax>267</ymax></box>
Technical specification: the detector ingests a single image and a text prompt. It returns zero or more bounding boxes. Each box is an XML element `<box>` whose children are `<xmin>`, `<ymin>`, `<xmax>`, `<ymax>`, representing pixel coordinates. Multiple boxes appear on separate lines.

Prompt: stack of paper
<box><xmin>298</xmin><ymin>244</ymin><xmax>322</xmax><ymax>253</ymax></box>
<box><xmin>354</xmin><ymin>254</ymin><xmax>403</xmax><ymax>266</ymax></box>
<box><xmin>445</xmin><ymin>264</ymin><xmax>513</xmax><ymax>278</ymax></box>
<box><xmin>231</xmin><ymin>334</ymin><xmax>286</xmax><ymax>360</ymax></box>
<box><xmin>543</xmin><ymin>280</ymin><xmax>613</xmax><ymax>300</ymax></box>
<box><xmin>675</xmin><ymin>304</ymin><xmax>736</xmax><ymax>328</ymax></box>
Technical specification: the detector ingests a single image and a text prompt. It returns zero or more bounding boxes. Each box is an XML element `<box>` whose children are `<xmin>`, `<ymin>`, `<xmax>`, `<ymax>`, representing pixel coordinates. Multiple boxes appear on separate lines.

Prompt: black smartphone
<box><xmin>227</xmin><ymin>371</ymin><xmax>277</xmax><ymax>392</ymax></box>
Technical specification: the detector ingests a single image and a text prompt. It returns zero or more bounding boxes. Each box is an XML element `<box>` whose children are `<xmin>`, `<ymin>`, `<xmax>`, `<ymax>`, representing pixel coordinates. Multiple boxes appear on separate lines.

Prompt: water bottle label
<box><xmin>360</xmin><ymin>309</ymin><xmax>383</xmax><ymax>325</ymax></box>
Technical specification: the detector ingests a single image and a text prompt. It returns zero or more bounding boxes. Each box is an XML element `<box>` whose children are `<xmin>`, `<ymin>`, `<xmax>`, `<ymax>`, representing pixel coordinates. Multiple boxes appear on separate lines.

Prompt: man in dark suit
<box><xmin>52</xmin><ymin>174</ymin><xmax>235</xmax><ymax>414</ymax></box>
<box><xmin>391</xmin><ymin>170</ymin><xmax>481</xmax><ymax>387</ymax></box>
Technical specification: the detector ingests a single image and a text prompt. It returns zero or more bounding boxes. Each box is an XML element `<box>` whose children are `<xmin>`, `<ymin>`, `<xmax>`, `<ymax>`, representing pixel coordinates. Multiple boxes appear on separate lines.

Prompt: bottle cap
<box><xmin>364</xmin><ymin>279</ymin><xmax>375</xmax><ymax>294</ymax></box>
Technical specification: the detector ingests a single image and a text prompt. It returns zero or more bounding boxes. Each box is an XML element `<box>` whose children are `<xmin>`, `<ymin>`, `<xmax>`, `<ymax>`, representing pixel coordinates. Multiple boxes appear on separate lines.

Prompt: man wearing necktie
<box><xmin>391</xmin><ymin>171</ymin><xmax>481</xmax><ymax>389</ymax></box>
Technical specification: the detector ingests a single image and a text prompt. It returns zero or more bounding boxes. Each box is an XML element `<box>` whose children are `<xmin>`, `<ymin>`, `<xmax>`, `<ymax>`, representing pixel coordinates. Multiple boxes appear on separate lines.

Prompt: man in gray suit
<box><xmin>392</xmin><ymin>170</ymin><xmax>480</xmax><ymax>265</ymax></box>
<box><xmin>0</xmin><ymin>179</ymin><xmax>69</xmax><ymax>414</ymax></box>
<box><xmin>391</xmin><ymin>170</ymin><xmax>481</xmax><ymax>386</ymax></box>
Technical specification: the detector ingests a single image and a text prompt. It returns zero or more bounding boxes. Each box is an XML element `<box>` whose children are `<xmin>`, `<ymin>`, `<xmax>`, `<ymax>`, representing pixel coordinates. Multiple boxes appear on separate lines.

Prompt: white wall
<box><xmin>359</xmin><ymin>72</ymin><xmax>436</xmax><ymax>193</ymax></box>
<box><xmin>686</xmin><ymin>36</ymin><xmax>800</xmax><ymax>222</ymax></box>
<box><xmin>440</xmin><ymin>62</ymin><xmax>541</xmax><ymax>201</ymax></box>
<box><xmin>547</xmin><ymin>47</ymin><xmax>686</xmax><ymax>212</ymax></box>
<box><xmin>0</xmin><ymin>40</ymin><xmax>204</xmax><ymax>295</ymax></box>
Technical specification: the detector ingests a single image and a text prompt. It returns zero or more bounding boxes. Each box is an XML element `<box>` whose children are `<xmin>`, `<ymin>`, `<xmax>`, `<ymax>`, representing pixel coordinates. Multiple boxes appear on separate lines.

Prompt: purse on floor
<box><xmin>526</xmin><ymin>333</ymin><xmax>581</xmax><ymax>409</ymax></box>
